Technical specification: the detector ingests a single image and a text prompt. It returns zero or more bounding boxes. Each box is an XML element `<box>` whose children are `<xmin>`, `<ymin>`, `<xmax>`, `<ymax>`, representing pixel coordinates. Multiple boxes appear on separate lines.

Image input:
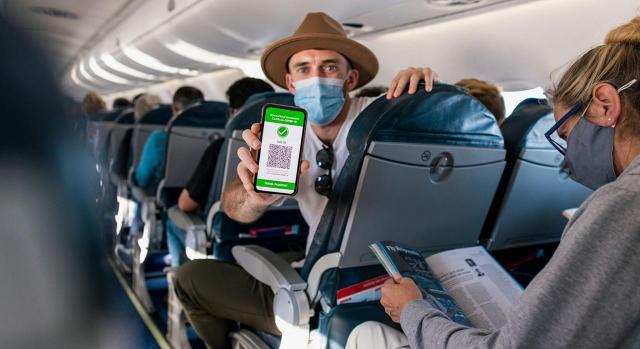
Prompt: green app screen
<box><xmin>255</xmin><ymin>106</ymin><xmax>305</xmax><ymax>194</ymax></box>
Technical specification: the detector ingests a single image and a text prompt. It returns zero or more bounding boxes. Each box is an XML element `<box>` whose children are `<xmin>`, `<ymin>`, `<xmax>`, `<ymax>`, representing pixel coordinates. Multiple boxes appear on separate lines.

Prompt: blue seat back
<box><xmin>483</xmin><ymin>98</ymin><xmax>591</xmax><ymax>250</ymax></box>
<box><xmin>203</xmin><ymin>92</ymin><xmax>309</xmax><ymax>260</ymax></box>
<box><xmin>304</xmin><ymin>83</ymin><xmax>506</xmax><ymax>277</ymax></box>
<box><xmin>93</xmin><ymin>108</ymin><xmax>126</xmax><ymax>163</ymax></box>
<box><xmin>209</xmin><ymin>92</ymin><xmax>296</xmax><ymax>207</ymax></box>
<box><xmin>128</xmin><ymin>105</ymin><xmax>172</xmax><ymax>184</ymax></box>
<box><xmin>162</xmin><ymin>101</ymin><xmax>228</xmax><ymax>189</ymax></box>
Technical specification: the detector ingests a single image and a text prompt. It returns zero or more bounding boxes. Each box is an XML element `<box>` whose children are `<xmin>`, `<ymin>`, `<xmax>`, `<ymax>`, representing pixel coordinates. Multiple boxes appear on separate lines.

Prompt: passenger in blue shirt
<box><xmin>115</xmin><ymin>86</ymin><xmax>204</xmax><ymax>272</ymax></box>
<box><xmin>133</xmin><ymin>86</ymin><xmax>204</xmax><ymax>192</ymax></box>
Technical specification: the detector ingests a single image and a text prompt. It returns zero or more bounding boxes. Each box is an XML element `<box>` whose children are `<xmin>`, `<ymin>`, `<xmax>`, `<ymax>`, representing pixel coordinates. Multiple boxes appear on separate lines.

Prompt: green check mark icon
<box><xmin>277</xmin><ymin>126</ymin><xmax>289</xmax><ymax>138</ymax></box>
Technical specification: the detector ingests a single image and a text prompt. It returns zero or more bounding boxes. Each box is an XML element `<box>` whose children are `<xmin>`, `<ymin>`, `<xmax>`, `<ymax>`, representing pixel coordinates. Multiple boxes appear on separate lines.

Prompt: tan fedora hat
<box><xmin>261</xmin><ymin>12</ymin><xmax>379</xmax><ymax>89</ymax></box>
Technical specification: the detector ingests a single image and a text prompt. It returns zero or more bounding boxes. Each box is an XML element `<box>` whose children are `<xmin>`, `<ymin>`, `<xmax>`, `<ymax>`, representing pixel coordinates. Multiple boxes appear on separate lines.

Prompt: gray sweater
<box><xmin>400</xmin><ymin>155</ymin><xmax>640</xmax><ymax>349</ymax></box>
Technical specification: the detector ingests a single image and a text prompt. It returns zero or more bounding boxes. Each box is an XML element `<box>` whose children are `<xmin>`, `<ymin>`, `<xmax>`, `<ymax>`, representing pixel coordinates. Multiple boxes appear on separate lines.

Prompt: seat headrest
<box><xmin>500</xmin><ymin>98</ymin><xmax>557</xmax><ymax>153</ymax></box>
<box><xmin>98</xmin><ymin>108</ymin><xmax>126</xmax><ymax>122</ymax></box>
<box><xmin>347</xmin><ymin>83</ymin><xmax>503</xmax><ymax>155</ymax></box>
<box><xmin>225</xmin><ymin>92</ymin><xmax>294</xmax><ymax>137</ymax></box>
<box><xmin>245</xmin><ymin>91</ymin><xmax>283</xmax><ymax>105</ymax></box>
<box><xmin>169</xmin><ymin>101</ymin><xmax>228</xmax><ymax>128</ymax></box>
<box><xmin>114</xmin><ymin>109</ymin><xmax>134</xmax><ymax>124</ymax></box>
<box><xmin>138</xmin><ymin>104</ymin><xmax>172</xmax><ymax>125</ymax></box>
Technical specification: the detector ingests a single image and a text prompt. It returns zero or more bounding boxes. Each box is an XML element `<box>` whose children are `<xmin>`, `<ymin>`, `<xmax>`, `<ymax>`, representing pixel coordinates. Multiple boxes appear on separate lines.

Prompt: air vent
<box><xmin>426</xmin><ymin>0</ymin><xmax>482</xmax><ymax>6</ymax></box>
<box><xmin>30</xmin><ymin>6</ymin><xmax>79</xmax><ymax>20</ymax></box>
<box><xmin>342</xmin><ymin>22</ymin><xmax>374</xmax><ymax>37</ymax></box>
<box><xmin>246</xmin><ymin>47</ymin><xmax>264</xmax><ymax>58</ymax></box>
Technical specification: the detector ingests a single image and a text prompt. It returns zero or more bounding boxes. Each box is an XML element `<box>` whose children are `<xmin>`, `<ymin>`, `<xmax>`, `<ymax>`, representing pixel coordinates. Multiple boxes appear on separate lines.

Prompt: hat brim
<box><xmin>261</xmin><ymin>33</ymin><xmax>379</xmax><ymax>89</ymax></box>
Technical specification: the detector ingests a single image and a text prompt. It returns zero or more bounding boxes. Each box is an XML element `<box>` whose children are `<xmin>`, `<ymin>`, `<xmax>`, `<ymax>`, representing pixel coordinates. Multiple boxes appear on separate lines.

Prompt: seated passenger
<box><xmin>112</xmin><ymin>97</ymin><xmax>133</xmax><ymax>110</ymax></box>
<box><xmin>165</xmin><ymin>77</ymin><xmax>275</xmax><ymax>267</ymax></box>
<box><xmin>111</xmin><ymin>94</ymin><xmax>162</xmax><ymax>181</ymax></box>
<box><xmin>82</xmin><ymin>91</ymin><xmax>106</xmax><ymax>117</ymax></box>
<box><xmin>173</xmin><ymin>12</ymin><xmax>436</xmax><ymax>348</ymax></box>
<box><xmin>455</xmin><ymin>78</ymin><xmax>506</xmax><ymax>124</ymax></box>
<box><xmin>134</xmin><ymin>86</ymin><xmax>204</xmax><ymax>192</ymax></box>
<box><xmin>346</xmin><ymin>16</ymin><xmax>640</xmax><ymax>349</ymax></box>
<box><xmin>115</xmin><ymin>87</ymin><xmax>203</xmax><ymax>271</ymax></box>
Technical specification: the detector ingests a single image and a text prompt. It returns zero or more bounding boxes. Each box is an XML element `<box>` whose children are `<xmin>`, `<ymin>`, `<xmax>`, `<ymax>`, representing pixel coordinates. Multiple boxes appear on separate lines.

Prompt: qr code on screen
<box><xmin>266</xmin><ymin>144</ymin><xmax>293</xmax><ymax>169</ymax></box>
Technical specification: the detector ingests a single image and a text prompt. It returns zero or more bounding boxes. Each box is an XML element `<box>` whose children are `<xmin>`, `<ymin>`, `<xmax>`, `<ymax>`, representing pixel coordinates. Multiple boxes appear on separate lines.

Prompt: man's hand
<box><xmin>386</xmin><ymin>67</ymin><xmax>436</xmax><ymax>99</ymax></box>
<box><xmin>236</xmin><ymin>122</ymin><xmax>310</xmax><ymax>207</ymax></box>
<box><xmin>380</xmin><ymin>277</ymin><xmax>423</xmax><ymax>323</ymax></box>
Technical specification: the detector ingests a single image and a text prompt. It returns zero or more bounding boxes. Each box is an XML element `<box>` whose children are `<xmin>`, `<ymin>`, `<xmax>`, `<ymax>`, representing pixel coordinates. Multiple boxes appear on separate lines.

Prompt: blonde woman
<box><xmin>348</xmin><ymin>16</ymin><xmax>640</xmax><ymax>349</ymax></box>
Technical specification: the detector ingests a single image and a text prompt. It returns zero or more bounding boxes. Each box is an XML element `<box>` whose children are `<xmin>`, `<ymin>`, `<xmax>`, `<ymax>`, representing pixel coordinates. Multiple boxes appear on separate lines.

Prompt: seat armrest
<box><xmin>232</xmin><ymin>245</ymin><xmax>307</xmax><ymax>293</ymax></box>
<box><xmin>168</xmin><ymin>206</ymin><xmax>205</xmax><ymax>230</ymax></box>
<box><xmin>131</xmin><ymin>185</ymin><xmax>147</xmax><ymax>202</ymax></box>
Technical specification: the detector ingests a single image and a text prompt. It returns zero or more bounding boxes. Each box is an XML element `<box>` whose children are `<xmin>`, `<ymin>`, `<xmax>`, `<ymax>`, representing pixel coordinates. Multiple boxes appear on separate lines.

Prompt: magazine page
<box><xmin>370</xmin><ymin>241</ymin><xmax>471</xmax><ymax>326</ymax></box>
<box><xmin>425</xmin><ymin>246</ymin><xmax>523</xmax><ymax>330</ymax></box>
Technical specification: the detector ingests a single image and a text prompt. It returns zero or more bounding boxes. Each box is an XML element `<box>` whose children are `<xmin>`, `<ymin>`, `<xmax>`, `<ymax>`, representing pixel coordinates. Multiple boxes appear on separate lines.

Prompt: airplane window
<box><xmin>502</xmin><ymin>86</ymin><xmax>546</xmax><ymax>117</ymax></box>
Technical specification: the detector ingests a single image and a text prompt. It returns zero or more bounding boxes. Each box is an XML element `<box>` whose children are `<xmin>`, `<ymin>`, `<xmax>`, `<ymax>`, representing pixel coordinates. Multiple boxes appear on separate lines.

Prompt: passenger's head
<box><xmin>81</xmin><ymin>92</ymin><xmax>106</xmax><ymax>117</ymax></box>
<box><xmin>261</xmin><ymin>12</ymin><xmax>379</xmax><ymax>126</ymax></box>
<box><xmin>133</xmin><ymin>94</ymin><xmax>161</xmax><ymax>120</ymax></box>
<box><xmin>112</xmin><ymin>97</ymin><xmax>132</xmax><ymax>110</ymax></box>
<box><xmin>355</xmin><ymin>86</ymin><xmax>388</xmax><ymax>98</ymax></box>
<box><xmin>172</xmin><ymin>86</ymin><xmax>204</xmax><ymax>115</ymax></box>
<box><xmin>548</xmin><ymin>16</ymin><xmax>640</xmax><ymax>185</ymax></box>
<box><xmin>225</xmin><ymin>77</ymin><xmax>274</xmax><ymax>116</ymax></box>
<box><xmin>455</xmin><ymin>79</ymin><xmax>506</xmax><ymax>124</ymax></box>
<box><xmin>132</xmin><ymin>93</ymin><xmax>145</xmax><ymax>104</ymax></box>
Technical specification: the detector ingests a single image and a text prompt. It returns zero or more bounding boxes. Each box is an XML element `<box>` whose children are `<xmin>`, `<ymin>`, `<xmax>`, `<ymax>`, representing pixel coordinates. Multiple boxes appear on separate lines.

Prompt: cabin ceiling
<box><xmin>2</xmin><ymin>0</ymin><xmax>639</xmax><ymax>99</ymax></box>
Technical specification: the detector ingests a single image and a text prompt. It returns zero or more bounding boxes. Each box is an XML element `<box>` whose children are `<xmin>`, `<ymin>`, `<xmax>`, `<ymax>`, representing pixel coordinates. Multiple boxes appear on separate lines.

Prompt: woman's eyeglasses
<box><xmin>544</xmin><ymin>79</ymin><xmax>638</xmax><ymax>155</ymax></box>
<box><xmin>315</xmin><ymin>145</ymin><xmax>333</xmax><ymax>197</ymax></box>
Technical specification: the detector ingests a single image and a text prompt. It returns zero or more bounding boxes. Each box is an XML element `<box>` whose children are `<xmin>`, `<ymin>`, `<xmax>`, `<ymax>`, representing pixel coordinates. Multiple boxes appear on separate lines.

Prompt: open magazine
<box><xmin>369</xmin><ymin>241</ymin><xmax>523</xmax><ymax>330</ymax></box>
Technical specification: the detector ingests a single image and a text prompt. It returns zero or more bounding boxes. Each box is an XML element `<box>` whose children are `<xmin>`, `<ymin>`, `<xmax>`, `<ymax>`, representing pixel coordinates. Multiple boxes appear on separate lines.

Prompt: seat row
<box><xmin>90</xmin><ymin>83</ymin><xmax>590</xmax><ymax>349</ymax></box>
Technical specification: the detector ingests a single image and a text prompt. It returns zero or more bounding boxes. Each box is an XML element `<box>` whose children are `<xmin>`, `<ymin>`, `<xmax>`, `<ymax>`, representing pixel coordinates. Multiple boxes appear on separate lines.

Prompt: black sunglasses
<box><xmin>315</xmin><ymin>145</ymin><xmax>333</xmax><ymax>197</ymax></box>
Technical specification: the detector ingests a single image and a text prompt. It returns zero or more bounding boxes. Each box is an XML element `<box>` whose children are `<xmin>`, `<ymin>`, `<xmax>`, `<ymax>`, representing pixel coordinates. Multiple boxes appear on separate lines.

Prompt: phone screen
<box><xmin>254</xmin><ymin>104</ymin><xmax>307</xmax><ymax>195</ymax></box>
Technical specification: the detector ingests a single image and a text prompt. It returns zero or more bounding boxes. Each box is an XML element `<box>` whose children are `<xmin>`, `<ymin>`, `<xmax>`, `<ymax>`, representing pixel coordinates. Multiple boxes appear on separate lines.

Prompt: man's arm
<box><xmin>178</xmin><ymin>189</ymin><xmax>200</xmax><ymax>212</ymax></box>
<box><xmin>222</xmin><ymin>123</ymin><xmax>309</xmax><ymax>223</ymax></box>
<box><xmin>221</xmin><ymin>178</ymin><xmax>271</xmax><ymax>223</ymax></box>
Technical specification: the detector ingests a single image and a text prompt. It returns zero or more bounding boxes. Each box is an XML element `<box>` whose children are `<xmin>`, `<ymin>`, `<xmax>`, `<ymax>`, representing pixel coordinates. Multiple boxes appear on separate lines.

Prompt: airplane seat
<box><xmin>158</xmin><ymin>101</ymin><xmax>229</xmax><ymax>208</ymax></box>
<box><xmin>128</xmin><ymin>104</ymin><xmax>173</xmax><ymax>196</ymax></box>
<box><xmin>481</xmin><ymin>98</ymin><xmax>592</xmax><ymax>252</ymax></box>
<box><xmin>108</xmin><ymin>109</ymin><xmax>135</xmax><ymax>189</ymax></box>
<box><xmin>133</xmin><ymin>101</ymin><xmax>227</xmax><ymax>313</ymax></box>
<box><xmin>229</xmin><ymin>83</ymin><xmax>506</xmax><ymax>349</ymax></box>
<box><xmin>169</xmin><ymin>92</ymin><xmax>308</xmax><ymax>263</ymax></box>
<box><xmin>165</xmin><ymin>92</ymin><xmax>308</xmax><ymax>349</ymax></box>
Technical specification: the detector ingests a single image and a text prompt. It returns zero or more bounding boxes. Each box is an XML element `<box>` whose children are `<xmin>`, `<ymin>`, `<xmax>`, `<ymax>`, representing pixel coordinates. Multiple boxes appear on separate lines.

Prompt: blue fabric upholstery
<box><xmin>302</xmin><ymin>83</ymin><xmax>504</xmax><ymax>279</ymax></box>
<box><xmin>138</xmin><ymin>105</ymin><xmax>172</xmax><ymax>125</ymax></box>
<box><xmin>167</xmin><ymin>101</ymin><xmax>228</xmax><ymax>129</ymax></box>
<box><xmin>114</xmin><ymin>109</ymin><xmax>134</xmax><ymax>125</ymax></box>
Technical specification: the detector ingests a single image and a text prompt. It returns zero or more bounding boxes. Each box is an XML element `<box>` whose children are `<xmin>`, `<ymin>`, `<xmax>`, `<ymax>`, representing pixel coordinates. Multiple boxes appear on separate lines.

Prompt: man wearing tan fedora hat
<box><xmin>174</xmin><ymin>12</ymin><xmax>435</xmax><ymax>348</ymax></box>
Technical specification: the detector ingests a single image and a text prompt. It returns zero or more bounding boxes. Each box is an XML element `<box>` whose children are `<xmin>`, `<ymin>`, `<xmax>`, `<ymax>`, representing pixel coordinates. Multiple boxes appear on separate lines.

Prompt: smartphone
<box><xmin>253</xmin><ymin>103</ymin><xmax>307</xmax><ymax>195</ymax></box>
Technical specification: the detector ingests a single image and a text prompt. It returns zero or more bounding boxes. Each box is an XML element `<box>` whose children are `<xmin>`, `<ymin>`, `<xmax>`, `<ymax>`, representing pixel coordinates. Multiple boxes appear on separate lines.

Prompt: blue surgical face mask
<box><xmin>293</xmin><ymin>77</ymin><xmax>346</xmax><ymax>126</ymax></box>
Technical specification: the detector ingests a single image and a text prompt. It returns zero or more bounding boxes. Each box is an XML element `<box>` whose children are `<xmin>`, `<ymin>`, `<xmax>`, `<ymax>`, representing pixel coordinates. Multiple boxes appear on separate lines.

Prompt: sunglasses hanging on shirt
<box><xmin>315</xmin><ymin>144</ymin><xmax>333</xmax><ymax>197</ymax></box>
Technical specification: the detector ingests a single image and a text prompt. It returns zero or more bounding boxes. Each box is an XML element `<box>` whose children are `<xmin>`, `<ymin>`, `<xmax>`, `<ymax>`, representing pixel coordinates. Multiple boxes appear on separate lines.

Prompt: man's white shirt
<box><xmin>277</xmin><ymin>96</ymin><xmax>376</xmax><ymax>255</ymax></box>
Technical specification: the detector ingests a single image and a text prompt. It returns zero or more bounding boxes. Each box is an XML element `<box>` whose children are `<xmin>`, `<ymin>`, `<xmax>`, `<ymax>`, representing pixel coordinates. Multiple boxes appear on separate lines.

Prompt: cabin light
<box><xmin>78</xmin><ymin>59</ymin><xmax>101</xmax><ymax>83</ymax></box>
<box><xmin>101</xmin><ymin>53</ymin><xmax>157</xmax><ymax>80</ymax></box>
<box><xmin>88</xmin><ymin>56</ymin><xmax>133</xmax><ymax>85</ymax></box>
<box><xmin>342</xmin><ymin>23</ymin><xmax>374</xmax><ymax>32</ymax></box>
<box><xmin>70</xmin><ymin>65</ymin><xmax>98</xmax><ymax>90</ymax></box>
<box><xmin>121</xmin><ymin>45</ymin><xmax>199</xmax><ymax>76</ymax></box>
<box><xmin>164</xmin><ymin>39</ymin><xmax>263</xmax><ymax>77</ymax></box>
<box><xmin>425</xmin><ymin>0</ymin><xmax>482</xmax><ymax>6</ymax></box>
